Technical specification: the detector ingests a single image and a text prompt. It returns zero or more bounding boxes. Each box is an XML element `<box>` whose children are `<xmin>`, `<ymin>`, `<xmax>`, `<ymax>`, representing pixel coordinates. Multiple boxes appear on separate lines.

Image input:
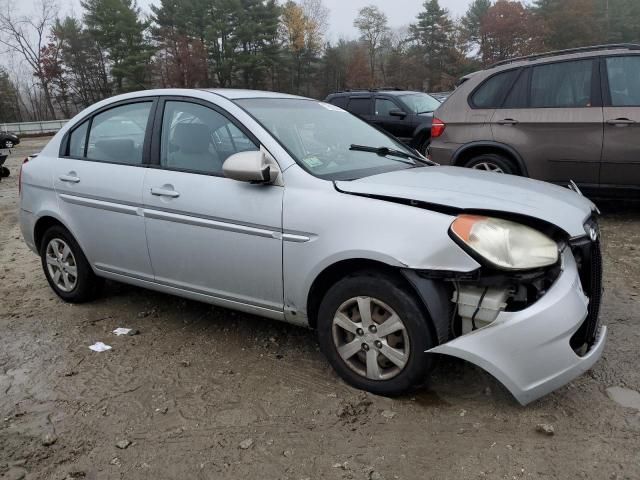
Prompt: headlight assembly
<box><xmin>451</xmin><ymin>215</ymin><xmax>559</xmax><ymax>271</ymax></box>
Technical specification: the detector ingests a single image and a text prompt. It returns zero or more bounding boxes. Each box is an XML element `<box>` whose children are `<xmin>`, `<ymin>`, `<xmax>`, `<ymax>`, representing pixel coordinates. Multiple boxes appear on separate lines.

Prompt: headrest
<box><xmin>95</xmin><ymin>138</ymin><xmax>135</xmax><ymax>161</ymax></box>
<box><xmin>173</xmin><ymin>123</ymin><xmax>210</xmax><ymax>154</ymax></box>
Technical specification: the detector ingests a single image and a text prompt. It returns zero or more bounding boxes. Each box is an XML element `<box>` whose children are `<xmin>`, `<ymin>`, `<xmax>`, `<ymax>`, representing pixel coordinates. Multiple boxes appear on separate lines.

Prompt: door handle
<box><xmin>58</xmin><ymin>174</ymin><xmax>80</xmax><ymax>183</ymax></box>
<box><xmin>607</xmin><ymin>118</ymin><xmax>637</xmax><ymax>126</ymax></box>
<box><xmin>497</xmin><ymin>118</ymin><xmax>519</xmax><ymax>125</ymax></box>
<box><xmin>150</xmin><ymin>187</ymin><xmax>180</xmax><ymax>198</ymax></box>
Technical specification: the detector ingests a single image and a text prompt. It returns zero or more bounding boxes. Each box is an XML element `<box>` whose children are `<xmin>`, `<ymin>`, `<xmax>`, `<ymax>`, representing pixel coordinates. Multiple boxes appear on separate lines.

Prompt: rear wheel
<box><xmin>415</xmin><ymin>135</ymin><xmax>430</xmax><ymax>156</ymax></box>
<box><xmin>0</xmin><ymin>166</ymin><xmax>8</xmax><ymax>178</ymax></box>
<box><xmin>463</xmin><ymin>153</ymin><xmax>518</xmax><ymax>175</ymax></box>
<box><xmin>40</xmin><ymin>225</ymin><xmax>102</xmax><ymax>303</ymax></box>
<box><xmin>317</xmin><ymin>272</ymin><xmax>435</xmax><ymax>395</ymax></box>
<box><xmin>4</xmin><ymin>140</ymin><xmax>14</xmax><ymax>149</ymax></box>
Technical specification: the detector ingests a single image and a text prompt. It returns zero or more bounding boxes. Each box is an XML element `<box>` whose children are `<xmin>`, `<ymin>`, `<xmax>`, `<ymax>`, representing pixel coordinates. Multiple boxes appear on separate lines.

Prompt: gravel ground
<box><xmin>1</xmin><ymin>137</ymin><xmax>639</xmax><ymax>480</ymax></box>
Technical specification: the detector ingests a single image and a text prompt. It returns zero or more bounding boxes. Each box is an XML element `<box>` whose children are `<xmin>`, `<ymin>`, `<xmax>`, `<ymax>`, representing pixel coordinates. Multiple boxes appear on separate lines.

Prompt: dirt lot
<box><xmin>1</xmin><ymin>137</ymin><xmax>639</xmax><ymax>480</ymax></box>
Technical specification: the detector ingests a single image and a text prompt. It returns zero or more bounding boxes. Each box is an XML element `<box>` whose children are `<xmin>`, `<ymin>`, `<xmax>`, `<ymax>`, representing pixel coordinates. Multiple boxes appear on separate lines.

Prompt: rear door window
<box><xmin>503</xmin><ymin>69</ymin><xmax>529</xmax><ymax>108</ymax></box>
<box><xmin>471</xmin><ymin>69</ymin><xmax>519</xmax><ymax>109</ymax></box>
<box><xmin>329</xmin><ymin>96</ymin><xmax>348</xmax><ymax>109</ymax></box>
<box><xmin>530</xmin><ymin>60</ymin><xmax>594</xmax><ymax>108</ymax></box>
<box><xmin>347</xmin><ymin>97</ymin><xmax>373</xmax><ymax>116</ymax></box>
<box><xmin>606</xmin><ymin>56</ymin><xmax>640</xmax><ymax>106</ymax></box>
<box><xmin>86</xmin><ymin>102</ymin><xmax>152</xmax><ymax>164</ymax></box>
<box><xmin>68</xmin><ymin>120</ymin><xmax>89</xmax><ymax>157</ymax></box>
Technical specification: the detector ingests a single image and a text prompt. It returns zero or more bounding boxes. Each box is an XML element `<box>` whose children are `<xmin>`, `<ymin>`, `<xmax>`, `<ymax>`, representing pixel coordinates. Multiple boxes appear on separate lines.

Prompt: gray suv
<box><xmin>429</xmin><ymin>44</ymin><xmax>640</xmax><ymax>196</ymax></box>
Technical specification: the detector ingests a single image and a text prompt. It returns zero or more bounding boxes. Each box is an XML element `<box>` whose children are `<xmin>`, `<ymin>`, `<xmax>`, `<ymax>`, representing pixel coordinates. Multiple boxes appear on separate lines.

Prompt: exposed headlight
<box><xmin>451</xmin><ymin>215</ymin><xmax>559</xmax><ymax>270</ymax></box>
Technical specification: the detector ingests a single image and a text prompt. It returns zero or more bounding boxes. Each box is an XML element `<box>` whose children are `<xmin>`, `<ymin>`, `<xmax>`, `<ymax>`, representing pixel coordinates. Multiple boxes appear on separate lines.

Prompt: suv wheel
<box><xmin>40</xmin><ymin>225</ymin><xmax>102</xmax><ymax>303</ymax></box>
<box><xmin>317</xmin><ymin>272</ymin><xmax>435</xmax><ymax>395</ymax></box>
<box><xmin>463</xmin><ymin>153</ymin><xmax>517</xmax><ymax>175</ymax></box>
<box><xmin>4</xmin><ymin>140</ymin><xmax>13</xmax><ymax>149</ymax></box>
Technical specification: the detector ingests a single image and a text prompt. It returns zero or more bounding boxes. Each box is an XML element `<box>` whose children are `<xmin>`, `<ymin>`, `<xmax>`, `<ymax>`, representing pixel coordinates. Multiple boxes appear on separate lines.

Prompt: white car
<box><xmin>19</xmin><ymin>89</ymin><xmax>606</xmax><ymax>405</ymax></box>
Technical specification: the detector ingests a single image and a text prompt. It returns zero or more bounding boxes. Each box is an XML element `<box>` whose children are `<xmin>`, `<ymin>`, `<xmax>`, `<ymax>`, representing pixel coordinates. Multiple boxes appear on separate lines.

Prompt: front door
<box><xmin>53</xmin><ymin>100</ymin><xmax>155</xmax><ymax>280</ymax></box>
<box><xmin>601</xmin><ymin>55</ymin><xmax>640</xmax><ymax>189</ymax></box>
<box><xmin>491</xmin><ymin>59</ymin><xmax>603</xmax><ymax>186</ymax></box>
<box><xmin>373</xmin><ymin>97</ymin><xmax>412</xmax><ymax>141</ymax></box>
<box><xmin>142</xmin><ymin>98</ymin><xmax>284</xmax><ymax>314</ymax></box>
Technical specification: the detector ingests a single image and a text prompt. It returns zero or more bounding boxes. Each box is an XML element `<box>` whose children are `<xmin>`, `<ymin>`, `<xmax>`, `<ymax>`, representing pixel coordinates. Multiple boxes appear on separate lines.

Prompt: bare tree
<box><xmin>354</xmin><ymin>5</ymin><xmax>389</xmax><ymax>85</ymax></box>
<box><xmin>0</xmin><ymin>0</ymin><xmax>57</xmax><ymax>119</ymax></box>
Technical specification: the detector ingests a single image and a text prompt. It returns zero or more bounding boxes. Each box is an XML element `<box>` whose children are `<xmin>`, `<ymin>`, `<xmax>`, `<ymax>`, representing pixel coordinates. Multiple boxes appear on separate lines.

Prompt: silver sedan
<box><xmin>19</xmin><ymin>89</ymin><xmax>606</xmax><ymax>405</ymax></box>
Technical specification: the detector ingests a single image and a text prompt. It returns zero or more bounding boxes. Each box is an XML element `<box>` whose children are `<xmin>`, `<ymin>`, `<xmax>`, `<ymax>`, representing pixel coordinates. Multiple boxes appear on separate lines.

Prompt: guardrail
<box><xmin>1</xmin><ymin>120</ymin><xmax>68</xmax><ymax>135</ymax></box>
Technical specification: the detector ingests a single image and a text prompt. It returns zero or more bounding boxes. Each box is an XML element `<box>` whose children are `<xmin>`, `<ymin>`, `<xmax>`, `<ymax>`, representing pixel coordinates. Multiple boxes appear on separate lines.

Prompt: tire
<box><xmin>463</xmin><ymin>153</ymin><xmax>518</xmax><ymax>175</ymax></box>
<box><xmin>1</xmin><ymin>166</ymin><xmax>9</xmax><ymax>178</ymax></box>
<box><xmin>414</xmin><ymin>134</ymin><xmax>430</xmax><ymax>156</ymax></box>
<box><xmin>4</xmin><ymin>140</ymin><xmax>13</xmax><ymax>149</ymax></box>
<box><xmin>40</xmin><ymin>225</ymin><xmax>102</xmax><ymax>303</ymax></box>
<box><xmin>317</xmin><ymin>271</ymin><xmax>436</xmax><ymax>396</ymax></box>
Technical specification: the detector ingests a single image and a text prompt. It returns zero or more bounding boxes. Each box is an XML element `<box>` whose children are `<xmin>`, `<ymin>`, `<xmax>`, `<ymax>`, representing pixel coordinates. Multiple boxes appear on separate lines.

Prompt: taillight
<box><xmin>431</xmin><ymin>117</ymin><xmax>446</xmax><ymax>138</ymax></box>
<box><xmin>19</xmin><ymin>157</ymin><xmax>29</xmax><ymax>194</ymax></box>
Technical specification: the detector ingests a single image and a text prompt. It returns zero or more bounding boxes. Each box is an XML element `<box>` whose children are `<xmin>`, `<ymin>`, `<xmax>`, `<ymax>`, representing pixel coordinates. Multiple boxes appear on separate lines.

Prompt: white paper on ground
<box><xmin>113</xmin><ymin>328</ymin><xmax>132</xmax><ymax>336</ymax></box>
<box><xmin>89</xmin><ymin>342</ymin><xmax>112</xmax><ymax>352</ymax></box>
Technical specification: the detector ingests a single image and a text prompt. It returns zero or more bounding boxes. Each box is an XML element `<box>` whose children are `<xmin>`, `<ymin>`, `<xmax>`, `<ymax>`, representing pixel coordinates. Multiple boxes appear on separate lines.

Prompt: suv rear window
<box><xmin>530</xmin><ymin>60</ymin><xmax>593</xmax><ymax>108</ymax></box>
<box><xmin>471</xmin><ymin>69</ymin><xmax>519</xmax><ymax>109</ymax></box>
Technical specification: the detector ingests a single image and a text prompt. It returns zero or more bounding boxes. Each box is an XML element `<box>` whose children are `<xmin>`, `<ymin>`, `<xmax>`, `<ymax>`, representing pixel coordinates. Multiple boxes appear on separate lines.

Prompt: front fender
<box><xmin>281</xmin><ymin>166</ymin><xmax>480</xmax><ymax>324</ymax></box>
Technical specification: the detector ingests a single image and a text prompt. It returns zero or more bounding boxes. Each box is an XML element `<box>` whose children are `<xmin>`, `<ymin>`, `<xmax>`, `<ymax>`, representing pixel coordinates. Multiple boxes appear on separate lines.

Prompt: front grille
<box><xmin>570</xmin><ymin>223</ymin><xmax>603</xmax><ymax>352</ymax></box>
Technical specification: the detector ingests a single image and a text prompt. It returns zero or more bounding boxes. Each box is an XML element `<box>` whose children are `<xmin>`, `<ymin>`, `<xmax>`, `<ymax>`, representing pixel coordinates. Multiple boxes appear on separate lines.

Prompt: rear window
<box><xmin>471</xmin><ymin>69</ymin><xmax>519</xmax><ymax>109</ymax></box>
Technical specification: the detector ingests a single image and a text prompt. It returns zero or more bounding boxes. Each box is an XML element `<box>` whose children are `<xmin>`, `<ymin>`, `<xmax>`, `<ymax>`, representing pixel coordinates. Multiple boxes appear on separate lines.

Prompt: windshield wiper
<box><xmin>349</xmin><ymin>144</ymin><xmax>435</xmax><ymax>166</ymax></box>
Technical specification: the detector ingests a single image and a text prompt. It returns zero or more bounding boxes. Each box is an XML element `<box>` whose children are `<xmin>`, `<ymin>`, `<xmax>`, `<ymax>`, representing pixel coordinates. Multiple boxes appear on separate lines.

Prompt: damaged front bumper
<box><xmin>427</xmin><ymin>249</ymin><xmax>607</xmax><ymax>405</ymax></box>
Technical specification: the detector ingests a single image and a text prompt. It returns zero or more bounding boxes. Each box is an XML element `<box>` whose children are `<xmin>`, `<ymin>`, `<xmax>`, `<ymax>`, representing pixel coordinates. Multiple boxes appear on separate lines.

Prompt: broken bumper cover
<box><xmin>428</xmin><ymin>250</ymin><xmax>607</xmax><ymax>405</ymax></box>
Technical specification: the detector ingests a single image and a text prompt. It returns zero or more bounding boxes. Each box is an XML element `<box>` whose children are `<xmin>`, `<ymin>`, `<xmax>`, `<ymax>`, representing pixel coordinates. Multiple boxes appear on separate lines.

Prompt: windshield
<box><xmin>399</xmin><ymin>93</ymin><xmax>441</xmax><ymax>114</ymax></box>
<box><xmin>235</xmin><ymin>98</ymin><xmax>421</xmax><ymax>180</ymax></box>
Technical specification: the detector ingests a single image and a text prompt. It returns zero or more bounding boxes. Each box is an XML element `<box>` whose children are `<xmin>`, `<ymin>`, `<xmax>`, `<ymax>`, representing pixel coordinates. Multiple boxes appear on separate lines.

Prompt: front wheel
<box><xmin>40</xmin><ymin>225</ymin><xmax>102</xmax><ymax>303</ymax></box>
<box><xmin>1</xmin><ymin>166</ymin><xmax>9</xmax><ymax>178</ymax></box>
<box><xmin>317</xmin><ymin>272</ymin><xmax>435</xmax><ymax>396</ymax></box>
<box><xmin>4</xmin><ymin>140</ymin><xmax>13</xmax><ymax>149</ymax></box>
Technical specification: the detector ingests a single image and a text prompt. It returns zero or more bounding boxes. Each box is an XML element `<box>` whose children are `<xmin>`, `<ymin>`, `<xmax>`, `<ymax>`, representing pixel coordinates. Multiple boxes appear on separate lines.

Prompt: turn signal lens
<box><xmin>451</xmin><ymin>214</ymin><xmax>559</xmax><ymax>270</ymax></box>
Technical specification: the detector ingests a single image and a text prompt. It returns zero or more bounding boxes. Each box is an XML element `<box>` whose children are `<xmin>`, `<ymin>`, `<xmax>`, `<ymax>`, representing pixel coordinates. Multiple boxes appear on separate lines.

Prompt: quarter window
<box><xmin>471</xmin><ymin>69</ymin><xmax>519</xmax><ymax>109</ymax></box>
<box><xmin>160</xmin><ymin>101</ymin><xmax>258</xmax><ymax>175</ymax></box>
<box><xmin>86</xmin><ymin>102</ymin><xmax>152</xmax><ymax>164</ymax></box>
<box><xmin>68</xmin><ymin>120</ymin><xmax>89</xmax><ymax>157</ymax></box>
<box><xmin>606</xmin><ymin>56</ymin><xmax>640</xmax><ymax>107</ymax></box>
<box><xmin>347</xmin><ymin>97</ymin><xmax>372</xmax><ymax>116</ymax></box>
<box><xmin>530</xmin><ymin>60</ymin><xmax>593</xmax><ymax>108</ymax></box>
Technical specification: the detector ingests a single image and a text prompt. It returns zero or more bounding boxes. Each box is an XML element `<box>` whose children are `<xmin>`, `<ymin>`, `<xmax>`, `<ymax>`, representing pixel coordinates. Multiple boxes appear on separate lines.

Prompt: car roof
<box><xmin>202</xmin><ymin>89</ymin><xmax>307</xmax><ymax>100</ymax></box>
<box><xmin>487</xmin><ymin>43</ymin><xmax>640</xmax><ymax>71</ymax></box>
<box><xmin>328</xmin><ymin>90</ymin><xmax>427</xmax><ymax>97</ymax></box>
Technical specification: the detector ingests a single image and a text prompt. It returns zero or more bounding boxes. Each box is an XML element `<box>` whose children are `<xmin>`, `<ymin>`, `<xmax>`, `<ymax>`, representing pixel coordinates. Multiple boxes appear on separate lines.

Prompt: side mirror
<box><xmin>223</xmin><ymin>149</ymin><xmax>281</xmax><ymax>185</ymax></box>
<box><xmin>389</xmin><ymin>109</ymin><xmax>407</xmax><ymax>118</ymax></box>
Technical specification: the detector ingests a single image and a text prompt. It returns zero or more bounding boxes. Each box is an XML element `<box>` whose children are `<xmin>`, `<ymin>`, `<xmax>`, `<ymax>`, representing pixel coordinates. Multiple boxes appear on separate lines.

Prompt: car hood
<box><xmin>335</xmin><ymin>166</ymin><xmax>596</xmax><ymax>238</ymax></box>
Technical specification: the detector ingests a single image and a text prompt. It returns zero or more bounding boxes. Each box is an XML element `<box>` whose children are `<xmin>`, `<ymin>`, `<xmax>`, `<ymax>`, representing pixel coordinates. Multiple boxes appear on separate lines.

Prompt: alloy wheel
<box><xmin>332</xmin><ymin>296</ymin><xmax>410</xmax><ymax>381</ymax></box>
<box><xmin>45</xmin><ymin>238</ymin><xmax>78</xmax><ymax>292</ymax></box>
<box><xmin>471</xmin><ymin>162</ymin><xmax>504</xmax><ymax>173</ymax></box>
<box><xmin>4</xmin><ymin>141</ymin><xmax>13</xmax><ymax>149</ymax></box>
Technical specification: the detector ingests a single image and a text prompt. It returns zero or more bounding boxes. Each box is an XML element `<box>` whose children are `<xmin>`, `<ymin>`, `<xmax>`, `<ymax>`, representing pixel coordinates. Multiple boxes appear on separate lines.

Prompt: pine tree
<box><xmin>410</xmin><ymin>0</ymin><xmax>456</xmax><ymax>91</ymax></box>
<box><xmin>82</xmin><ymin>0</ymin><xmax>154</xmax><ymax>92</ymax></box>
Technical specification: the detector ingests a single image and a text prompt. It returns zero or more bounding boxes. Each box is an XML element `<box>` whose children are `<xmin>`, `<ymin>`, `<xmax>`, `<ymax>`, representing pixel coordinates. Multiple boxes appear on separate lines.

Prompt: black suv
<box><xmin>324</xmin><ymin>89</ymin><xmax>441</xmax><ymax>154</ymax></box>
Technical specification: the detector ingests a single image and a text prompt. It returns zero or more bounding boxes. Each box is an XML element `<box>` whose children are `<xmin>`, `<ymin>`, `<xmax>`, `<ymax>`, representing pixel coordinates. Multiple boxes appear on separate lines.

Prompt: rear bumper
<box><xmin>20</xmin><ymin>209</ymin><xmax>38</xmax><ymax>253</ymax></box>
<box><xmin>428</xmin><ymin>249</ymin><xmax>607</xmax><ymax>405</ymax></box>
<box><xmin>428</xmin><ymin>143</ymin><xmax>458</xmax><ymax>166</ymax></box>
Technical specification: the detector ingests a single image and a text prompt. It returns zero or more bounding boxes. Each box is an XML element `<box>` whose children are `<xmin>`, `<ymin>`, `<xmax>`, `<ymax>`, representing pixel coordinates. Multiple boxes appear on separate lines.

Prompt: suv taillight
<box><xmin>19</xmin><ymin>157</ymin><xmax>29</xmax><ymax>194</ymax></box>
<box><xmin>431</xmin><ymin>118</ymin><xmax>446</xmax><ymax>138</ymax></box>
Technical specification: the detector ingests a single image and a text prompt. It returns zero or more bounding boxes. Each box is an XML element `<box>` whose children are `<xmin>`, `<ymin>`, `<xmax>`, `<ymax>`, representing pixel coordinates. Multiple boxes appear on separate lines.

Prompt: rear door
<box><xmin>346</xmin><ymin>96</ymin><xmax>374</xmax><ymax>122</ymax></box>
<box><xmin>491</xmin><ymin>59</ymin><xmax>603</xmax><ymax>186</ymax></box>
<box><xmin>601</xmin><ymin>55</ymin><xmax>640</xmax><ymax>188</ymax></box>
<box><xmin>53</xmin><ymin>99</ymin><xmax>156</xmax><ymax>280</ymax></box>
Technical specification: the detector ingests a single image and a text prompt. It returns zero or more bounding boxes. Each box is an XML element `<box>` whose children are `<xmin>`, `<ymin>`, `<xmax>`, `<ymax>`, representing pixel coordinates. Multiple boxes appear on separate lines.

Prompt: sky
<box><xmin>53</xmin><ymin>0</ymin><xmax>475</xmax><ymax>40</ymax></box>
